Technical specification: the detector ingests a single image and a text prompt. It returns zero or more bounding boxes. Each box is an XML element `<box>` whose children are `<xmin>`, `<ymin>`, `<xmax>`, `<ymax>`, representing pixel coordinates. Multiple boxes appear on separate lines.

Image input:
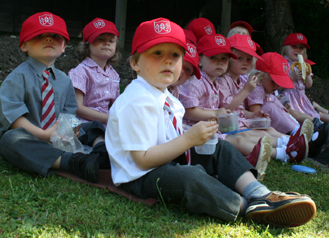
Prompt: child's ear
<box><xmin>129</xmin><ymin>57</ymin><xmax>140</xmax><ymax>73</ymax></box>
<box><xmin>62</xmin><ymin>41</ymin><xmax>67</xmax><ymax>53</ymax></box>
<box><xmin>20</xmin><ymin>42</ymin><xmax>28</xmax><ymax>53</ymax></box>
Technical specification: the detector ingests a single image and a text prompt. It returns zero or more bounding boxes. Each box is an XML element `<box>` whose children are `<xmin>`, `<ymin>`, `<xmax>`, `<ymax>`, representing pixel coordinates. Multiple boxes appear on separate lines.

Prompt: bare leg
<box><xmin>51</xmin><ymin>156</ymin><xmax>61</xmax><ymax>169</ymax></box>
<box><xmin>313</xmin><ymin>101</ymin><xmax>329</xmax><ymax>114</ymax></box>
<box><xmin>235</xmin><ymin>170</ymin><xmax>258</xmax><ymax>194</ymax></box>
<box><xmin>288</xmin><ymin>108</ymin><xmax>314</xmax><ymax>123</ymax></box>
<box><xmin>226</xmin><ymin>134</ymin><xmax>277</xmax><ymax>158</ymax></box>
<box><xmin>319</xmin><ymin>113</ymin><xmax>329</xmax><ymax>123</ymax></box>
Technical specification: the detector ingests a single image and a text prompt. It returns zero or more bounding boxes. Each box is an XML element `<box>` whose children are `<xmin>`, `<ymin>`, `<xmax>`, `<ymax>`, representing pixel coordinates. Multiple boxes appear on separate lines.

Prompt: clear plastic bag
<box><xmin>50</xmin><ymin>113</ymin><xmax>84</xmax><ymax>153</ymax></box>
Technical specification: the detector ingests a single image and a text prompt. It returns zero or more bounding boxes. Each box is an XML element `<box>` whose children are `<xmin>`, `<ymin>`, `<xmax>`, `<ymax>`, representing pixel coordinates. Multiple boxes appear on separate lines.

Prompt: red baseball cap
<box><xmin>228</xmin><ymin>21</ymin><xmax>253</xmax><ymax>35</ymax></box>
<box><xmin>19</xmin><ymin>12</ymin><xmax>70</xmax><ymax>46</ymax></box>
<box><xmin>197</xmin><ymin>34</ymin><xmax>237</xmax><ymax>59</ymax></box>
<box><xmin>305</xmin><ymin>59</ymin><xmax>316</xmax><ymax>65</ymax></box>
<box><xmin>283</xmin><ymin>33</ymin><xmax>310</xmax><ymax>49</ymax></box>
<box><xmin>255</xmin><ymin>52</ymin><xmax>294</xmax><ymax>88</ymax></box>
<box><xmin>187</xmin><ymin>18</ymin><xmax>216</xmax><ymax>42</ymax></box>
<box><xmin>131</xmin><ymin>18</ymin><xmax>187</xmax><ymax>55</ymax></box>
<box><xmin>228</xmin><ymin>34</ymin><xmax>263</xmax><ymax>60</ymax></box>
<box><xmin>183</xmin><ymin>29</ymin><xmax>197</xmax><ymax>45</ymax></box>
<box><xmin>83</xmin><ymin>18</ymin><xmax>119</xmax><ymax>43</ymax></box>
<box><xmin>255</xmin><ymin>42</ymin><xmax>264</xmax><ymax>56</ymax></box>
<box><xmin>184</xmin><ymin>41</ymin><xmax>201</xmax><ymax>79</ymax></box>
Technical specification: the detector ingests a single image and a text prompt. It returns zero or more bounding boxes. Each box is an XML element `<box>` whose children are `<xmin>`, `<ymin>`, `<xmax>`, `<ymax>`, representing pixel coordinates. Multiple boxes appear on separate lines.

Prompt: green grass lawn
<box><xmin>0</xmin><ymin>156</ymin><xmax>328</xmax><ymax>237</ymax></box>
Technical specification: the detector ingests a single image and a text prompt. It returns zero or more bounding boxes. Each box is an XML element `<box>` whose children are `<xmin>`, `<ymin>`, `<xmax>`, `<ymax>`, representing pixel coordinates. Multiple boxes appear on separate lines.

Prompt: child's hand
<box><xmin>216</xmin><ymin>108</ymin><xmax>231</xmax><ymax>116</ymax></box>
<box><xmin>252</xmin><ymin>110</ymin><xmax>269</xmax><ymax>118</ymax></box>
<box><xmin>44</xmin><ymin>120</ymin><xmax>59</xmax><ymax>142</ymax></box>
<box><xmin>243</xmin><ymin>75</ymin><xmax>258</xmax><ymax>93</ymax></box>
<box><xmin>290</xmin><ymin>69</ymin><xmax>302</xmax><ymax>81</ymax></box>
<box><xmin>185</xmin><ymin>121</ymin><xmax>218</xmax><ymax>146</ymax></box>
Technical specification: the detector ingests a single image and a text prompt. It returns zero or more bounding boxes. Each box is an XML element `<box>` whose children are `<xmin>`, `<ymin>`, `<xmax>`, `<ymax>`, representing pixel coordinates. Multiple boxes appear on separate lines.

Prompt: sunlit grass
<box><xmin>0</xmin><ymin>156</ymin><xmax>328</xmax><ymax>237</ymax></box>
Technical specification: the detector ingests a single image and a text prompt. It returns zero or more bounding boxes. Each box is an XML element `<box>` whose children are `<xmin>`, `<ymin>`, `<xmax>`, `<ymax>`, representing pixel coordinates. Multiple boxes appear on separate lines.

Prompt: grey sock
<box><xmin>59</xmin><ymin>152</ymin><xmax>74</xmax><ymax>171</ymax></box>
<box><xmin>242</xmin><ymin>181</ymin><xmax>271</xmax><ymax>201</ymax></box>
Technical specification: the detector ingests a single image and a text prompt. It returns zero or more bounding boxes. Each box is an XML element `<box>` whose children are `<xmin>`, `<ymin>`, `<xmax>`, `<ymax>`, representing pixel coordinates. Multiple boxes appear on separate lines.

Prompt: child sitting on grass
<box><xmin>69</xmin><ymin>18</ymin><xmax>121</xmax><ymax>127</ymax></box>
<box><xmin>105</xmin><ymin>17</ymin><xmax>316</xmax><ymax>227</ymax></box>
<box><xmin>0</xmin><ymin>12</ymin><xmax>110</xmax><ymax>182</ymax></box>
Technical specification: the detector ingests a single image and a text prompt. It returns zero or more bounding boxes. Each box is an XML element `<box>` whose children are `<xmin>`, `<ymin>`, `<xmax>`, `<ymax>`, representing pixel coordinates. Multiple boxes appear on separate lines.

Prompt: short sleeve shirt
<box><xmin>105</xmin><ymin>76</ymin><xmax>184</xmax><ymax>186</ymax></box>
<box><xmin>68</xmin><ymin>57</ymin><xmax>120</xmax><ymax>122</ymax></box>
<box><xmin>0</xmin><ymin>57</ymin><xmax>78</xmax><ymax>137</ymax></box>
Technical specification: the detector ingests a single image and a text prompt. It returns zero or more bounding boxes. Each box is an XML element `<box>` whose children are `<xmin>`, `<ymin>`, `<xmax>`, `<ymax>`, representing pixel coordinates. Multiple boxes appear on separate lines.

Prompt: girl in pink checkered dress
<box><xmin>69</xmin><ymin>18</ymin><xmax>121</xmax><ymax>127</ymax></box>
<box><xmin>280</xmin><ymin>33</ymin><xmax>329</xmax><ymax>123</ymax></box>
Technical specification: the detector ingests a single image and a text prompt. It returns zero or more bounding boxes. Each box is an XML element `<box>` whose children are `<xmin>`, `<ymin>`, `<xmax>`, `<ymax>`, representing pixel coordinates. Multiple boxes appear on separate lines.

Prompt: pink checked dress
<box><xmin>68</xmin><ymin>57</ymin><xmax>120</xmax><ymax>126</ymax></box>
<box><xmin>281</xmin><ymin>56</ymin><xmax>320</xmax><ymax>119</ymax></box>
<box><xmin>178</xmin><ymin>71</ymin><xmax>227</xmax><ymax>140</ymax></box>
<box><xmin>217</xmin><ymin>73</ymin><xmax>248</xmax><ymax>129</ymax></box>
<box><xmin>246</xmin><ymin>83</ymin><xmax>298</xmax><ymax>134</ymax></box>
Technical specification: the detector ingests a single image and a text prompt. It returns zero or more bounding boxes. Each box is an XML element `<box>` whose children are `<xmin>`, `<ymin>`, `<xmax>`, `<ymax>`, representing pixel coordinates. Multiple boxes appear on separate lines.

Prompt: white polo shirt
<box><xmin>105</xmin><ymin>76</ymin><xmax>185</xmax><ymax>186</ymax></box>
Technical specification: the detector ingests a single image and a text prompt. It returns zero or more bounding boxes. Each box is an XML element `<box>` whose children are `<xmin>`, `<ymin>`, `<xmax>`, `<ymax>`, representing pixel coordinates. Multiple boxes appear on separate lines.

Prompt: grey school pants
<box><xmin>121</xmin><ymin>140</ymin><xmax>257</xmax><ymax>222</ymax></box>
<box><xmin>0</xmin><ymin>121</ymin><xmax>105</xmax><ymax>177</ymax></box>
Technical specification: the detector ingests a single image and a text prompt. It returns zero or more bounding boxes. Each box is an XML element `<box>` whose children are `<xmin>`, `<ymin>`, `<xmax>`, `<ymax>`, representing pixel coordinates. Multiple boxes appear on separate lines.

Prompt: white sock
<box><xmin>276</xmin><ymin>146</ymin><xmax>290</xmax><ymax>163</ymax></box>
<box><xmin>277</xmin><ymin>135</ymin><xmax>289</xmax><ymax>147</ymax></box>
<box><xmin>291</xmin><ymin>125</ymin><xmax>300</xmax><ymax>136</ymax></box>
<box><xmin>312</xmin><ymin>131</ymin><xmax>319</xmax><ymax>141</ymax></box>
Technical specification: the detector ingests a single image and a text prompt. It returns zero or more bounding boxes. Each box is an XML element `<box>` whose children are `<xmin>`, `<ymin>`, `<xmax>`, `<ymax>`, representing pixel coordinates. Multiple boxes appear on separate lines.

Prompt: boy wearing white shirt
<box><xmin>105</xmin><ymin>18</ymin><xmax>316</xmax><ymax>227</ymax></box>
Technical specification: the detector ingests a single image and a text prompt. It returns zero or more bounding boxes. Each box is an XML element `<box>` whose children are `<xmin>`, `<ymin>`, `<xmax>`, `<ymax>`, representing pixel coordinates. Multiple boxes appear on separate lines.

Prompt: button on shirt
<box><xmin>0</xmin><ymin>57</ymin><xmax>78</xmax><ymax>137</ymax></box>
<box><xmin>68</xmin><ymin>57</ymin><xmax>120</xmax><ymax>123</ymax></box>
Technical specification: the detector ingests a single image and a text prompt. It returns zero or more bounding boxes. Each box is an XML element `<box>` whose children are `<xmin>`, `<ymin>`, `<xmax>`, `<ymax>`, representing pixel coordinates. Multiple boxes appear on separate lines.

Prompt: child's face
<box><xmin>199</xmin><ymin>53</ymin><xmax>230</xmax><ymax>81</ymax></box>
<box><xmin>20</xmin><ymin>33</ymin><xmax>66</xmax><ymax>66</ymax></box>
<box><xmin>130</xmin><ymin>43</ymin><xmax>184</xmax><ymax>92</ymax></box>
<box><xmin>230</xmin><ymin>49</ymin><xmax>253</xmax><ymax>76</ymax></box>
<box><xmin>89</xmin><ymin>33</ymin><xmax>117</xmax><ymax>62</ymax></box>
<box><xmin>286</xmin><ymin>44</ymin><xmax>306</xmax><ymax>62</ymax></box>
<box><xmin>262</xmin><ymin>74</ymin><xmax>280</xmax><ymax>94</ymax></box>
<box><xmin>234</xmin><ymin>26</ymin><xmax>250</xmax><ymax>36</ymax></box>
<box><xmin>171</xmin><ymin>61</ymin><xmax>194</xmax><ymax>87</ymax></box>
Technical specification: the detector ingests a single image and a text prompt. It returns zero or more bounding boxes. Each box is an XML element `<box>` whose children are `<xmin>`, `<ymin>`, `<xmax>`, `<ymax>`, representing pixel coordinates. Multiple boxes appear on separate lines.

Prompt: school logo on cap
<box><xmin>93</xmin><ymin>19</ymin><xmax>105</xmax><ymax>28</ymax></box>
<box><xmin>282</xmin><ymin>62</ymin><xmax>289</xmax><ymax>74</ymax></box>
<box><xmin>297</xmin><ymin>34</ymin><xmax>303</xmax><ymax>41</ymax></box>
<box><xmin>154</xmin><ymin>20</ymin><xmax>171</xmax><ymax>34</ymax></box>
<box><xmin>39</xmin><ymin>14</ymin><xmax>54</xmax><ymax>27</ymax></box>
<box><xmin>186</xmin><ymin>43</ymin><xmax>197</xmax><ymax>58</ymax></box>
<box><xmin>247</xmin><ymin>36</ymin><xmax>255</xmax><ymax>49</ymax></box>
<box><xmin>215</xmin><ymin>36</ymin><xmax>226</xmax><ymax>46</ymax></box>
<box><xmin>204</xmin><ymin>25</ymin><xmax>213</xmax><ymax>35</ymax></box>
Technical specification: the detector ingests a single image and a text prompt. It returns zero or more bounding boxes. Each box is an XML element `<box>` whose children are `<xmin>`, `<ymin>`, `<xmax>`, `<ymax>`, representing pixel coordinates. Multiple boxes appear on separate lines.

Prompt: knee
<box><xmin>0</xmin><ymin>128</ymin><xmax>31</xmax><ymax>147</ymax></box>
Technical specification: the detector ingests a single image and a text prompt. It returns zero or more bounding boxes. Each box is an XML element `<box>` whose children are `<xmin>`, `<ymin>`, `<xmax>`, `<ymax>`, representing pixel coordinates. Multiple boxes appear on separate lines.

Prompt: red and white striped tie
<box><xmin>164</xmin><ymin>100</ymin><xmax>191</xmax><ymax>165</ymax></box>
<box><xmin>41</xmin><ymin>68</ymin><xmax>56</xmax><ymax>130</ymax></box>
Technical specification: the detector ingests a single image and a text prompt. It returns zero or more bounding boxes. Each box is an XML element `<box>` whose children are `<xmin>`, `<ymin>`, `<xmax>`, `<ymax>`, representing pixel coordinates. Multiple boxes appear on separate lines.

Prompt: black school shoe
<box><xmin>309</xmin><ymin>122</ymin><xmax>328</xmax><ymax>158</ymax></box>
<box><xmin>245</xmin><ymin>191</ymin><xmax>316</xmax><ymax>227</ymax></box>
<box><xmin>90</xmin><ymin>141</ymin><xmax>111</xmax><ymax>169</ymax></box>
<box><xmin>69</xmin><ymin>153</ymin><xmax>99</xmax><ymax>183</ymax></box>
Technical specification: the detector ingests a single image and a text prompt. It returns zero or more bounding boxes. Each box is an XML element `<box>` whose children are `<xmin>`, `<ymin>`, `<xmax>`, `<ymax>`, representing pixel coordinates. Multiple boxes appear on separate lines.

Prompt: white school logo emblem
<box><xmin>93</xmin><ymin>20</ymin><xmax>105</xmax><ymax>28</ymax></box>
<box><xmin>297</xmin><ymin>34</ymin><xmax>303</xmax><ymax>41</ymax></box>
<box><xmin>282</xmin><ymin>62</ymin><xmax>289</xmax><ymax>74</ymax></box>
<box><xmin>39</xmin><ymin>14</ymin><xmax>54</xmax><ymax>26</ymax></box>
<box><xmin>186</xmin><ymin>43</ymin><xmax>196</xmax><ymax>58</ymax></box>
<box><xmin>215</xmin><ymin>36</ymin><xmax>226</xmax><ymax>46</ymax></box>
<box><xmin>204</xmin><ymin>25</ymin><xmax>213</xmax><ymax>35</ymax></box>
<box><xmin>247</xmin><ymin>36</ymin><xmax>255</xmax><ymax>49</ymax></box>
<box><xmin>154</xmin><ymin>20</ymin><xmax>171</xmax><ymax>34</ymax></box>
